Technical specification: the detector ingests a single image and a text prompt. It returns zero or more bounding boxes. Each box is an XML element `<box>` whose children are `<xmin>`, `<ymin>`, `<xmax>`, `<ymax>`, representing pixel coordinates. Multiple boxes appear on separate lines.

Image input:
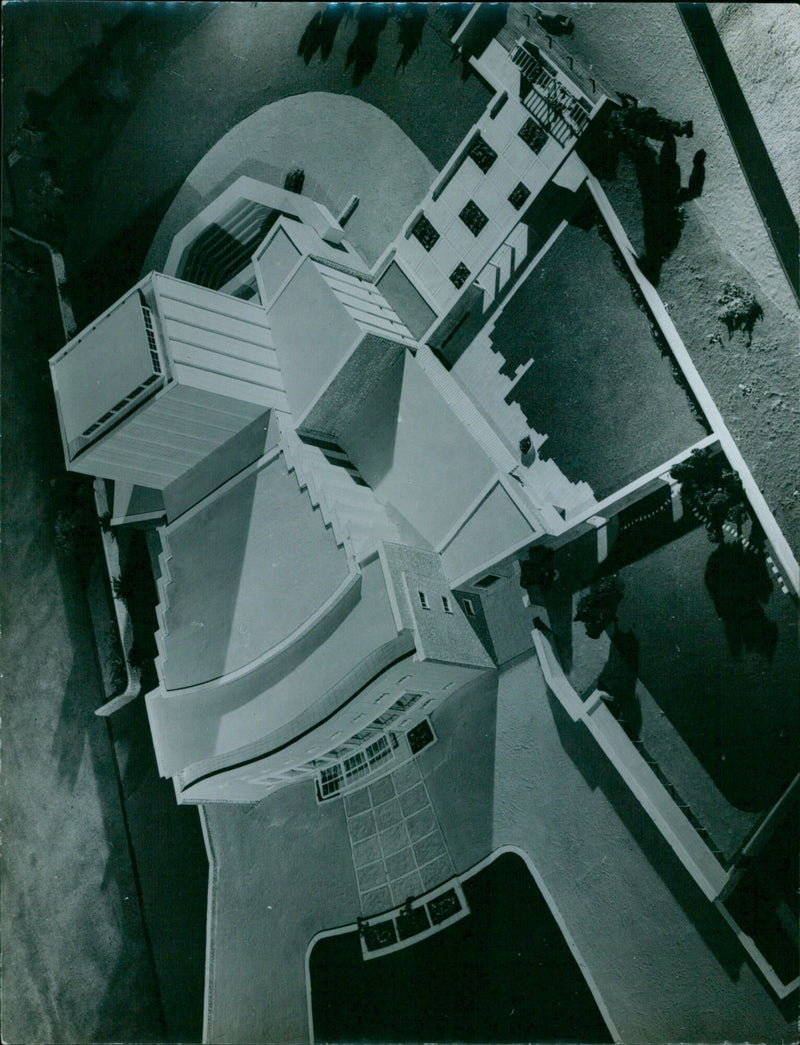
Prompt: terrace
<box><xmin>537</xmin><ymin>507</ymin><xmax>799</xmax><ymax>868</ymax></box>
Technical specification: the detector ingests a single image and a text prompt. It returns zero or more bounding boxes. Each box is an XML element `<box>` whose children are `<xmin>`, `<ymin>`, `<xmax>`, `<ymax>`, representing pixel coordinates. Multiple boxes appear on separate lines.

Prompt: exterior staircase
<box><xmin>280</xmin><ymin>424</ymin><xmax>400</xmax><ymax>564</ymax></box>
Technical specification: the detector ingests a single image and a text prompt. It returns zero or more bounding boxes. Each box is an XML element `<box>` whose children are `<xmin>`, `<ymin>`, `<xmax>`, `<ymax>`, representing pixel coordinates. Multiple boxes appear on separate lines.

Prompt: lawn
<box><xmin>309</xmin><ymin>851</ymin><xmax>612</xmax><ymax>1044</ymax></box>
<box><xmin>492</xmin><ymin>218</ymin><xmax>708</xmax><ymax>499</ymax></box>
<box><xmin>610</xmin><ymin>525</ymin><xmax>798</xmax><ymax>816</ymax></box>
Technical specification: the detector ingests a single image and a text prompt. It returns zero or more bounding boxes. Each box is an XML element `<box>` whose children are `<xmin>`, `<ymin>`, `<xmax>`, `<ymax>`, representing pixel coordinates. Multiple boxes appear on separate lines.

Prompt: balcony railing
<box><xmin>511</xmin><ymin>44</ymin><xmax>592</xmax><ymax>147</ymax></box>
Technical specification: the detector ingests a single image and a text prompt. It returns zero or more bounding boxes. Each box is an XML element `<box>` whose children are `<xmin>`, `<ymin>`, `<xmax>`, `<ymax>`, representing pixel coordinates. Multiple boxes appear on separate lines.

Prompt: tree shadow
<box><xmin>297</xmin><ymin>4</ymin><xmax>350</xmax><ymax>65</ymax></box>
<box><xmin>704</xmin><ymin>543</ymin><xmax>779</xmax><ymax>662</ymax></box>
<box><xmin>345</xmin><ymin>3</ymin><xmax>390</xmax><ymax>86</ymax></box>
<box><xmin>395</xmin><ymin>3</ymin><xmax>428</xmax><ymax>72</ymax></box>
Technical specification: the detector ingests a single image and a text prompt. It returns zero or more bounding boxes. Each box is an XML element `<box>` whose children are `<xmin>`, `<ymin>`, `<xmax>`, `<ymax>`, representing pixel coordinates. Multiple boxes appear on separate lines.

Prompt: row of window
<box><xmin>319</xmin><ymin>734</ymin><xmax>394</xmax><ymax>798</ymax></box>
<box><xmin>417</xmin><ymin>590</ymin><xmax>475</xmax><ymax>617</ymax></box>
<box><xmin>410</xmin><ymin>124</ymin><xmax>540</xmax><ymax>293</ymax></box>
<box><xmin>82</xmin><ymin>372</ymin><xmax>160</xmax><ymax>439</ymax></box>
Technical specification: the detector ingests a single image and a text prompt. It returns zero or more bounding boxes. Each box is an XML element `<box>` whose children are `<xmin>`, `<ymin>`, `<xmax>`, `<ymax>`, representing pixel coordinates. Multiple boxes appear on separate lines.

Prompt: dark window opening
<box><xmin>468</xmin><ymin>133</ymin><xmax>498</xmax><ymax>174</ymax></box>
<box><xmin>459</xmin><ymin>200</ymin><xmax>489</xmax><ymax>237</ymax></box>
<box><xmin>411</xmin><ymin>214</ymin><xmax>440</xmax><ymax>252</ymax></box>
<box><xmin>450</xmin><ymin>262</ymin><xmax>471</xmax><ymax>289</ymax></box>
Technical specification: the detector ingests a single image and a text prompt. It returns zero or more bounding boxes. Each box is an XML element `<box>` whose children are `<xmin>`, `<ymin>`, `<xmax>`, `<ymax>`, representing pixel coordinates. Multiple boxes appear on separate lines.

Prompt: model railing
<box><xmin>511</xmin><ymin>44</ymin><xmax>591</xmax><ymax>147</ymax></box>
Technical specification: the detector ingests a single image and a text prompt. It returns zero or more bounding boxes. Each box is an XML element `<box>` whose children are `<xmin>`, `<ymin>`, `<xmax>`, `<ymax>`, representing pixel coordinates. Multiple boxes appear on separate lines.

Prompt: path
<box><xmin>344</xmin><ymin>759</ymin><xmax>454</xmax><ymax>917</ymax></box>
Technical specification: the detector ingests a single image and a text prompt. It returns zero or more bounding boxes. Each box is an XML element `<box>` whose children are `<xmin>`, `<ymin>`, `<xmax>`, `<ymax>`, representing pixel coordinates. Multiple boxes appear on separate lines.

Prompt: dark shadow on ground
<box><xmin>2</xmin><ymin>233</ymin><xmax>165</xmax><ymax>1042</ymax></box>
<box><xmin>345</xmin><ymin>4</ymin><xmax>390</xmax><ymax>86</ymax></box>
<box><xmin>75</xmin><ymin>181</ymin><xmax>184</xmax><ymax>322</ymax></box>
<box><xmin>705</xmin><ymin>543</ymin><xmax>779</xmax><ymax>662</ymax></box>
<box><xmin>598</xmin><ymin>624</ymin><xmax>642</xmax><ymax>741</ymax></box>
<box><xmin>545</xmin><ymin>689</ymin><xmax>746</xmax><ymax>983</ymax></box>
<box><xmin>106</xmin><ymin>698</ymin><xmax>208</xmax><ymax>1042</ymax></box>
<box><xmin>297</xmin><ymin>4</ymin><xmax>351</xmax><ymax>65</ymax></box>
<box><xmin>395</xmin><ymin>4</ymin><xmax>428</xmax><ymax>72</ymax></box>
<box><xmin>310</xmin><ymin>851</ymin><xmax>612</xmax><ymax>1043</ymax></box>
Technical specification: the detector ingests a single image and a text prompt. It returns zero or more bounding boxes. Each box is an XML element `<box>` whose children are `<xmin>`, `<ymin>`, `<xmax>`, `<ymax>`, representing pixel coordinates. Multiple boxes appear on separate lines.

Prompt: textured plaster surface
<box><xmin>564</xmin><ymin>2</ymin><xmax>798</xmax><ymax>318</ymax></box>
<box><xmin>491</xmin><ymin>656</ymin><xmax>795</xmax><ymax>1043</ymax></box>
<box><xmin>203</xmin><ymin>781</ymin><xmax>357</xmax><ymax>1044</ymax></box>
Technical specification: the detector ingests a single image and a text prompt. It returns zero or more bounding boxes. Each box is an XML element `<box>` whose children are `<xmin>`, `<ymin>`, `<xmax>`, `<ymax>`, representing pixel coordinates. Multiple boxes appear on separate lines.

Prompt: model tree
<box><xmin>671</xmin><ymin>447</ymin><xmax>748</xmax><ymax>542</ymax></box>
<box><xmin>574</xmin><ymin>575</ymin><xmax>624</xmax><ymax>639</ymax></box>
<box><xmin>520</xmin><ymin>545</ymin><xmax>557</xmax><ymax>591</ymax></box>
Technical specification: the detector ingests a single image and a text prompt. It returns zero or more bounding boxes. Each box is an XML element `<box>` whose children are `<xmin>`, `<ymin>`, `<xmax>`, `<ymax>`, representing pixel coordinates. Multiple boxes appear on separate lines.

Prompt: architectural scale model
<box><xmin>11</xmin><ymin>3</ymin><xmax>795</xmax><ymax>1042</ymax></box>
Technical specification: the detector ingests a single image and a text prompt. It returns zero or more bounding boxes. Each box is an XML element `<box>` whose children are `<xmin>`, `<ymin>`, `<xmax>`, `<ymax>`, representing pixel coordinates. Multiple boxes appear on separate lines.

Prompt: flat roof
<box><xmin>159</xmin><ymin>451</ymin><xmax>350</xmax><ymax>690</ymax></box>
<box><xmin>51</xmin><ymin>291</ymin><xmax>154</xmax><ymax>444</ymax></box>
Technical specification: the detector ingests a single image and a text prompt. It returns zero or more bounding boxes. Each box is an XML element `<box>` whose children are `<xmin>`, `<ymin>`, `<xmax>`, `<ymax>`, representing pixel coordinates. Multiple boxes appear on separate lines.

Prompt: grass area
<box><xmin>493</xmin><ymin>218</ymin><xmax>708</xmax><ymax>499</ymax></box>
<box><xmin>609</xmin><ymin>525</ymin><xmax>799</xmax><ymax>814</ymax></box>
<box><xmin>309</xmin><ymin>851</ymin><xmax>612</xmax><ymax>1044</ymax></box>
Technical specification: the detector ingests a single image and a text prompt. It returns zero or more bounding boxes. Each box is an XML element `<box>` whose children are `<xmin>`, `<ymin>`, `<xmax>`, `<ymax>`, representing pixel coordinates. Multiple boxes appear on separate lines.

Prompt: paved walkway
<box><xmin>344</xmin><ymin>759</ymin><xmax>454</xmax><ymax>917</ymax></box>
<box><xmin>142</xmin><ymin>92</ymin><xmax>436</xmax><ymax>275</ymax></box>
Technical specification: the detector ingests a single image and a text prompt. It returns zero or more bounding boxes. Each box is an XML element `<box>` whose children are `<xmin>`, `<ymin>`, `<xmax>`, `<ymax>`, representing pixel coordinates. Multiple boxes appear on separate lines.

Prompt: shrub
<box><xmin>716</xmin><ymin>281</ymin><xmax>763</xmax><ymax>345</ymax></box>
<box><xmin>520</xmin><ymin>545</ymin><xmax>557</xmax><ymax>591</ymax></box>
<box><xmin>672</xmin><ymin>447</ymin><xmax>748</xmax><ymax>542</ymax></box>
<box><xmin>574</xmin><ymin>575</ymin><xmax>624</xmax><ymax>639</ymax></box>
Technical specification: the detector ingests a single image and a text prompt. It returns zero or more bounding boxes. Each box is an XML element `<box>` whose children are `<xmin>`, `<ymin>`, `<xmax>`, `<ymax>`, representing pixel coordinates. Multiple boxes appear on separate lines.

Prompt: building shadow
<box><xmin>704</xmin><ymin>542</ymin><xmax>779</xmax><ymax>662</ymax></box>
<box><xmin>541</xmin><ymin>583</ymin><xmax>574</xmax><ymax>674</ymax></box>
<box><xmin>545</xmin><ymin>688</ymin><xmax>746</xmax><ymax>983</ymax></box>
<box><xmin>597</xmin><ymin>624</ymin><xmax>641</xmax><ymax>741</ymax></box>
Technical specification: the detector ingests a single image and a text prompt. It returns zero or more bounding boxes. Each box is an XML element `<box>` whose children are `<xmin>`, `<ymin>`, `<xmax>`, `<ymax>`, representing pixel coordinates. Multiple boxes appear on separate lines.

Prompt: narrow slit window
<box><xmin>418</xmin><ymin>591</ymin><xmax>430</xmax><ymax>610</ymax></box>
<box><xmin>463</xmin><ymin>598</ymin><xmax>476</xmax><ymax>617</ymax></box>
<box><xmin>442</xmin><ymin>595</ymin><xmax>453</xmax><ymax>613</ymax></box>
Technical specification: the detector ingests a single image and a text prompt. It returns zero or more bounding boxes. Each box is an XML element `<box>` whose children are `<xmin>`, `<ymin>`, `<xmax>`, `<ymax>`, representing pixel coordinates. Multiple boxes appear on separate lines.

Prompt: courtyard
<box><xmin>492</xmin><ymin>215</ymin><xmax>709</xmax><ymax>500</ymax></box>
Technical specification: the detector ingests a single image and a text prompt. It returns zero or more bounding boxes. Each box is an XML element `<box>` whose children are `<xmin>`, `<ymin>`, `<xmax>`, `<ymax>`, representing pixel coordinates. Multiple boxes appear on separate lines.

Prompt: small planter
<box><xmin>459</xmin><ymin>200</ymin><xmax>488</xmax><ymax>237</ymax></box>
<box><xmin>396</xmin><ymin>906</ymin><xmax>430</xmax><ymax>941</ymax></box>
<box><xmin>519</xmin><ymin>118</ymin><xmax>548</xmax><ymax>154</ymax></box>
<box><xmin>363</xmin><ymin>920</ymin><xmax>398</xmax><ymax>952</ymax></box>
<box><xmin>427</xmin><ymin>889</ymin><xmax>461</xmax><ymax>925</ymax></box>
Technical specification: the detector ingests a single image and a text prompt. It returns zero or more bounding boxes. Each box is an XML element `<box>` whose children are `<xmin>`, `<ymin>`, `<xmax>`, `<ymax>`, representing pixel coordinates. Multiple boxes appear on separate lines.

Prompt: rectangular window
<box><xmin>519</xmin><ymin>118</ymin><xmax>549</xmax><ymax>154</ymax></box>
<box><xmin>463</xmin><ymin>597</ymin><xmax>476</xmax><ymax>617</ymax></box>
<box><xmin>366</xmin><ymin>736</ymin><xmax>391</xmax><ymax>767</ymax></box>
<box><xmin>343</xmin><ymin>751</ymin><xmax>369</xmax><ymax>782</ymax></box>
<box><xmin>467</xmin><ymin>133</ymin><xmax>498</xmax><ymax>173</ymax></box>
<box><xmin>509</xmin><ymin>182</ymin><xmax>531</xmax><ymax>211</ymax></box>
<box><xmin>450</xmin><ymin>262</ymin><xmax>470</xmax><ymax>289</ymax></box>
<box><xmin>141</xmin><ymin>305</ymin><xmax>162</xmax><ymax>374</ymax></box>
<box><xmin>442</xmin><ymin>595</ymin><xmax>453</xmax><ymax>614</ymax></box>
<box><xmin>418</xmin><ymin>591</ymin><xmax>429</xmax><ymax>610</ymax></box>
<box><xmin>320</xmin><ymin>764</ymin><xmax>344</xmax><ymax>798</ymax></box>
